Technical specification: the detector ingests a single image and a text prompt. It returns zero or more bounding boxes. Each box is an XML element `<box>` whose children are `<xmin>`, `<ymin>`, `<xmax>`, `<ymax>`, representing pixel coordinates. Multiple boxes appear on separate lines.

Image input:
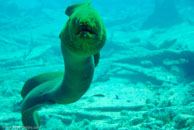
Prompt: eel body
<box><xmin>21</xmin><ymin>0</ymin><xmax>106</xmax><ymax>129</ymax></box>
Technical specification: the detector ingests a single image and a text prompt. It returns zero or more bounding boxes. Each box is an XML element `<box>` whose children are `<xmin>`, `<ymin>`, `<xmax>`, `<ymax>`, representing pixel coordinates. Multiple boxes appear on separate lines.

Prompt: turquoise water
<box><xmin>0</xmin><ymin>0</ymin><xmax>194</xmax><ymax>130</ymax></box>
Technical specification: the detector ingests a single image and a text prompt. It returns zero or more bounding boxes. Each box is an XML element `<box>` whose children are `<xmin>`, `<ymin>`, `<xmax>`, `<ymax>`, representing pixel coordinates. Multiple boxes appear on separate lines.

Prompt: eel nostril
<box><xmin>80</xmin><ymin>21</ymin><xmax>88</xmax><ymax>26</ymax></box>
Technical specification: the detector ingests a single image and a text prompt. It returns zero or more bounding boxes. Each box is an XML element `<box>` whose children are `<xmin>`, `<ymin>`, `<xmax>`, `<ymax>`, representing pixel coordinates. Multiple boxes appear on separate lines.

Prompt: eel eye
<box><xmin>75</xmin><ymin>18</ymin><xmax>79</xmax><ymax>24</ymax></box>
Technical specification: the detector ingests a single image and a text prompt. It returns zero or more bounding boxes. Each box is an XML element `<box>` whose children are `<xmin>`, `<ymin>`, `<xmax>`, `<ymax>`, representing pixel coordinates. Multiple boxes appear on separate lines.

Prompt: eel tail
<box><xmin>21</xmin><ymin>105</ymin><xmax>41</xmax><ymax>130</ymax></box>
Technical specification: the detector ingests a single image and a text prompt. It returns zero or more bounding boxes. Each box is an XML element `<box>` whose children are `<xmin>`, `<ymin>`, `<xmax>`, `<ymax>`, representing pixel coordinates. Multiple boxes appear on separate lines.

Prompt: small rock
<box><xmin>130</xmin><ymin>117</ymin><xmax>143</xmax><ymax>125</ymax></box>
<box><xmin>120</xmin><ymin>110</ymin><xmax>128</xmax><ymax>116</ymax></box>
<box><xmin>186</xmin><ymin>118</ymin><xmax>194</xmax><ymax>127</ymax></box>
<box><xmin>174</xmin><ymin>114</ymin><xmax>193</xmax><ymax>129</ymax></box>
<box><xmin>81</xmin><ymin>119</ymin><xmax>90</xmax><ymax>126</ymax></box>
<box><xmin>140</xmin><ymin>60</ymin><xmax>153</xmax><ymax>67</ymax></box>
<box><xmin>142</xmin><ymin>120</ymin><xmax>163</xmax><ymax>129</ymax></box>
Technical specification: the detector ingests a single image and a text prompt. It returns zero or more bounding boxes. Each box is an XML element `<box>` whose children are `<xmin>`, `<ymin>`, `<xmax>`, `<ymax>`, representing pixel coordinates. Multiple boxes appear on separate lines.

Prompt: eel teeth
<box><xmin>76</xmin><ymin>26</ymin><xmax>96</xmax><ymax>35</ymax></box>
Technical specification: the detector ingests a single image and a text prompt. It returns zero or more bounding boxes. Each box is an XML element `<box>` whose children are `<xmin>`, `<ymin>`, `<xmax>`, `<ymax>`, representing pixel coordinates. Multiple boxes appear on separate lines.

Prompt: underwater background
<box><xmin>0</xmin><ymin>0</ymin><xmax>194</xmax><ymax>129</ymax></box>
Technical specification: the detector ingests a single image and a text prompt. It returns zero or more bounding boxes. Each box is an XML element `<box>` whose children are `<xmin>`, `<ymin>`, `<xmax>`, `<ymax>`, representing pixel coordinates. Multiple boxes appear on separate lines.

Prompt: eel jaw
<box><xmin>76</xmin><ymin>25</ymin><xmax>97</xmax><ymax>37</ymax></box>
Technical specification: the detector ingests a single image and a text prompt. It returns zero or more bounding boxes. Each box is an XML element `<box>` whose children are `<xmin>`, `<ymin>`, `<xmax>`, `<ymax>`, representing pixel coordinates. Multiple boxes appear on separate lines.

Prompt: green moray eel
<box><xmin>21</xmin><ymin>0</ymin><xmax>106</xmax><ymax>129</ymax></box>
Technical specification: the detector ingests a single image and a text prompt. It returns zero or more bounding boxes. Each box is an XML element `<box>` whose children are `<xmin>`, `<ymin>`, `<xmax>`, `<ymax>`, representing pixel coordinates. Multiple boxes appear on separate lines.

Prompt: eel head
<box><xmin>60</xmin><ymin>0</ymin><xmax>106</xmax><ymax>57</ymax></box>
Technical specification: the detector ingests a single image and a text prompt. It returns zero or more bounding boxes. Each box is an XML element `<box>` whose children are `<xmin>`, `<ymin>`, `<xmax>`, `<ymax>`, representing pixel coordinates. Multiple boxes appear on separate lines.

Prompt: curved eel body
<box><xmin>21</xmin><ymin>0</ymin><xmax>106</xmax><ymax>129</ymax></box>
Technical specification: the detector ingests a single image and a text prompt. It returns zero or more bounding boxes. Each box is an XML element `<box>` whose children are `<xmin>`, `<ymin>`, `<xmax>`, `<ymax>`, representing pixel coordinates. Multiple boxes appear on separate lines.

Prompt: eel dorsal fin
<box><xmin>65</xmin><ymin>0</ymin><xmax>91</xmax><ymax>16</ymax></box>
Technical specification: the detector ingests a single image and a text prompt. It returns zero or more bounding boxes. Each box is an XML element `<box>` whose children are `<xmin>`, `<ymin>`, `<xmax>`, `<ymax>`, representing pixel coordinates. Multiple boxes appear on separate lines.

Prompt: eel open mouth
<box><xmin>76</xmin><ymin>25</ymin><xmax>96</xmax><ymax>35</ymax></box>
